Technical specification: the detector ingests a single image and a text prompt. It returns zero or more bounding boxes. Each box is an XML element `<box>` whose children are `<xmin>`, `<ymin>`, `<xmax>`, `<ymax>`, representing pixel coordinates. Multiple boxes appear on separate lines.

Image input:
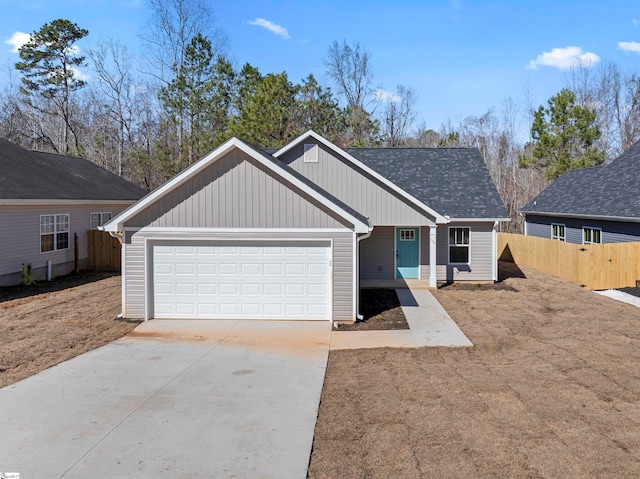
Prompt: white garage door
<box><xmin>152</xmin><ymin>241</ymin><xmax>332</xmax><ymax>320</ymax></box>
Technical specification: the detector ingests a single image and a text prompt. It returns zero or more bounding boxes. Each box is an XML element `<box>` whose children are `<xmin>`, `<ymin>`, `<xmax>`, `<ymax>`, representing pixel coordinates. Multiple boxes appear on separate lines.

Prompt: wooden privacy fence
<box><xmin>87</xmin><ymin>230</ymin><xmax>121</xmax><ymax>272</ymax></box>
<box><xmin>498</xmin><ymin>233</ymin><xmax>640</xmax><ymax>290</ymax></box>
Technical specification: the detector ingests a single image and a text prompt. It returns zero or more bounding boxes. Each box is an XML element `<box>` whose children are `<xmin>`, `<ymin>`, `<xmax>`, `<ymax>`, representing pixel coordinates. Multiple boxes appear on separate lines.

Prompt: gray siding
<box><xmin>123</xmin><ymin>229</ymin><xmax>355</xmax><ymax>322</ymax></box>
<box><xmin>279</xmin><ymin>140</ymin><xmax>434</xmax><ymax>226</ymax></box>
<box><xmin>435</xmin><ymin>223</ymin><xmax>494</xmax><ymax>281</ymax></box>
<box><xmin>123</xmin><ymin>230</ymin><xmax>145</xmax><ymax>318</ymax></box>
<box><xmin>125</xmin><ymin>149</ymin><xmax>348</xmax><ymax>229</ymax></box>
<box><xmin>0</xmin><ymin>202</ymin><xmax>132</xmax><ymax>285</ymax></box>
<box><xmin>360</xmin><ymin>226</ymin><xmax>395</xmax><ymax>279</ymax></box>
<box><xmin>526</xmin><ymin>214</ymin><xmax>640</xmax><ymax>244</ymax></box>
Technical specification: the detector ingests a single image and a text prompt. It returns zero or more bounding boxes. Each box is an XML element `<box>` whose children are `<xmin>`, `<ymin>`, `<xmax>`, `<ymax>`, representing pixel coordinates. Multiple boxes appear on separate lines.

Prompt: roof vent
<box><xmin>304</xmin><ymin>144</ymin><xmax>318</xmax><ymax>163</ymax></box>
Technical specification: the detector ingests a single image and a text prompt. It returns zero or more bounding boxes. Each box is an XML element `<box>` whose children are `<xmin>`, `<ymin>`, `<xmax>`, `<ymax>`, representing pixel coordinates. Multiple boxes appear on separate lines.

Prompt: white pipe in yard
<box><xmin>47</xmin><ymin>260</ymin><xmax>51</xmax><ymax>281</ymax></box>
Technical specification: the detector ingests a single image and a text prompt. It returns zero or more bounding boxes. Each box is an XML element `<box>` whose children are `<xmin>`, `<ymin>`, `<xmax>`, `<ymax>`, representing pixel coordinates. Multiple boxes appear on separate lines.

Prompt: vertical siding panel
<box><xmin>281</xmin><ymin>145</ymin><xmax>431</xmax><ymax>225</ymax></box>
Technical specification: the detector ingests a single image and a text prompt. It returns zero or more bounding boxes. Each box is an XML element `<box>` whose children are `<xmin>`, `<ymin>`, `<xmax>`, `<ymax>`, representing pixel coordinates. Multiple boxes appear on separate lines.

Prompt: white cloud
<box><xmin>5</xmin><ymin>31</ymin><xmax>30</xmax><ymax>53</ymax></box>
<box><xmin>374</xmin><ymin>89</ymin><xmax>401</xmax><ymax>103</ymax></box>
<box><xmin>527</xmin><ymin>46</ymin><xmax>600</xmax><ymax>70</ymax></box>
<box><xmin>71</xmin><ymin>67</ymin><xmax>90</xmax><ymax>82</ymax></box>
<box><xmin>618</xmin><ymin>41</ymin><xmax>640</xmax><ymax>53</ymax></box>
<box><xmin>451</xmin><ymin>0</ymin><xmax>462</xmax><ymax>10</ymax></box>
<box><xmin>633</xmin><ymin>18</ymin><xmax>639</xmax><ymax>26</ymax></box>
<box><xmin>247</xmin><ymin>18</ymin><xmax>290</xmax><ymax>39</ymax></box>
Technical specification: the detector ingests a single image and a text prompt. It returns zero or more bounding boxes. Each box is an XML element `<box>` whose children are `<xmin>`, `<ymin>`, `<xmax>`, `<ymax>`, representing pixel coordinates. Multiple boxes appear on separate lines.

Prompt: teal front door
<box><xmin>396</xmin><ymin>227</ymin><xmax>419</xmax><ymax>279</ymax></box>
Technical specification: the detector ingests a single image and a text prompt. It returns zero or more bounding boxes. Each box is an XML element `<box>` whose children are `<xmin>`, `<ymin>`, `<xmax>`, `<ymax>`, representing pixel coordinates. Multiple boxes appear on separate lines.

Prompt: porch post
<box><xmin>429</xmin><ymin>225</ymin><xmax>437</xmax><ymax>287</ymax></box>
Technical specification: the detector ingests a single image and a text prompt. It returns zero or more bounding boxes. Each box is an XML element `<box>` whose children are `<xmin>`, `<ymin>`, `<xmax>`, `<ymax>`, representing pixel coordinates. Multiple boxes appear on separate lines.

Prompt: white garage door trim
<box><xmin>145</xmin><ymin>238</ymin><xmax>333</xmax><ymax>321</ymax></box>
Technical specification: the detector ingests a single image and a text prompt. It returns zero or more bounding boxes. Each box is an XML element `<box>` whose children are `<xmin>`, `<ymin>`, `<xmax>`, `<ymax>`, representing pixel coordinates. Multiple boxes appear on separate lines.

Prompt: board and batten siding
<box><xmin>122</xmin><ymin>229</ymin><xmax>355</xmax><ymax>321</ymax></box>
<box><xmin>0</xmin><ymin>202</ymin><xmax>131</xmax><ymax>285</ymax></box>
<box><xmin>526</xmin><ymin>214</ymin><xmax>640</xmax><ymax>244</ymax></box>
<box><xmin>124</xmin><ymin>149</ymin><xmax>348</xmax><ymax>230</ymax></box>
<box><xmin>279</xmin><ymin>140</ymin><xmax>434</xmax><ymax>226</ymax></box>
<box><xmin>433</xmin><ymin>223</ymin><xmax>494</xmax><ymax>281</ymax></box>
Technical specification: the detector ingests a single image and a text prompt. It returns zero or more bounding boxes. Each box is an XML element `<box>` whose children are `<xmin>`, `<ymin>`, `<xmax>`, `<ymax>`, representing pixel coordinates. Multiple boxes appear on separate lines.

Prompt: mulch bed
<box><xmin>337</xmin><ymin>289</ymin><xmax>409</xmax><ymax>331</ymax></box>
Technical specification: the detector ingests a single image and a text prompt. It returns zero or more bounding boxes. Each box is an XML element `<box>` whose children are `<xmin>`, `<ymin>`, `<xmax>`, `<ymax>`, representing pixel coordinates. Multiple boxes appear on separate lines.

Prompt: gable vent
<box><xmin>304</xmin><ymin>144</ymin><xmax>319</xmax><ymax>163</ymax></box>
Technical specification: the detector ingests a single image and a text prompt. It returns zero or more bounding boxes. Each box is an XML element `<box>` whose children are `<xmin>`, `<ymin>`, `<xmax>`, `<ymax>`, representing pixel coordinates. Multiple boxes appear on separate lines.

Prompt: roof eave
<box><xmin>521</xmin><ymin>210</ymin><xmax>640</xmax><ymax>224</ymax></box>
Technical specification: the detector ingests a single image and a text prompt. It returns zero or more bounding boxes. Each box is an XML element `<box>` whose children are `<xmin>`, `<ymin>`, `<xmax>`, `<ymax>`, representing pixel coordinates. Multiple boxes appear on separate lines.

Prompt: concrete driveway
<box><xmin>0</xmin><ymin>320</ymin><xmax>331</xmax><ymax>478</ymax></box>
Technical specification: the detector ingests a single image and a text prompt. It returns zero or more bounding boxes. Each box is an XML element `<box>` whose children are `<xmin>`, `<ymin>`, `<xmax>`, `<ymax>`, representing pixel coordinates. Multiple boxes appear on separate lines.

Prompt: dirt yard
<box><xmin>309</xmin><ymin>263</ymin><xmax>640</xmax><ymax>478</ymax></box>
<box><xmin>338</xmin><ymin>289</ymin><xmax>409</xmax><ymax>331</ymax></box>
<box><xmin>0</xmin><ymin>273</ymin><xmax>139</xmax><ymax>388</ymax></box>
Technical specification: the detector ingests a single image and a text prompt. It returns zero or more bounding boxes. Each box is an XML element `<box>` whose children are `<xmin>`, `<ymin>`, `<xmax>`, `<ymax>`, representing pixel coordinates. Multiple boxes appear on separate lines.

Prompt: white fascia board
<box><xmin>102</xmin><ymin>137</ymin><xmax>370</xmax><ymax>234</ymax></box>
<box><xmin>274</xmin><ymin>130</ymin><xmax>448</xmax><ymax>224</ymax></box>
<box><xmin>0</xmin><ymin>199</ymin><xmax>135</xmax><ymax>206</ymax></box>
<box><xmin>449</xmin><ymin>217</ymin><xmax>511</xmax><ymax>223</ymax></box>
<box><xmin>520</xmin><ymin>210</ymin><xmax>640</xmax><ymax>224</ymax></box>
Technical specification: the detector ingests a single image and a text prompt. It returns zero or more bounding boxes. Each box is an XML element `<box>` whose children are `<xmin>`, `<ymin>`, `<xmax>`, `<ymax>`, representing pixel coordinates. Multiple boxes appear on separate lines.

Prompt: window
<box><xmin>303</xmin><ymin>143</ymin><xmax>318</xmax><ymax>163</ymax></box>
<box><xmin>449</xmin><ymin>227</ymin><xmax>470</xmax><ymax>263</ymax></box>
<box><xmin>41</xmin><ymin>214</ymin><xmax>69</xmax><ymax>253</ymax></box>
<box><xmin>90</xmin><ymin>212</ymin><xmax>112</xmax><ymax>229</ymax></box>
<box><xmin>551</xmin><ymin>223</ymin><xmax>566</xmax><ymax>241</ymax></box>
<box><xmin>583</xmin><ymin>227</ymin><xmax>602</xmax><ymax>245</ymax></box>
<box><xmin>399</xmin><ymin>229</ymin><xmax>415</xmax><ymax>241</ymax></box>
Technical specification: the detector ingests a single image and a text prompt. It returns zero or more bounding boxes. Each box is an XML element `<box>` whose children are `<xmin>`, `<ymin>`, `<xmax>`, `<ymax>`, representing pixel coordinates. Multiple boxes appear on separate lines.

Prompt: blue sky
<box><xmin>1</xmin><ymin>0</ymin><xmax>640</xmax><ymax>137</ymax></box>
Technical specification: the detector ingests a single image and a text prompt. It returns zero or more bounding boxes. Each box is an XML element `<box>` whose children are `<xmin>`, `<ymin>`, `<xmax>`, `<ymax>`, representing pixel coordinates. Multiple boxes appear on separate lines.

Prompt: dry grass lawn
<box><xmin>0</xmin><ymin>273</ymin><xmax>140</xmax><ymax>388</ymax></box>
<box><xmin>309</xmin><ymin>263</ymin><xmax>640</xmax><ymax>478</ymax></box>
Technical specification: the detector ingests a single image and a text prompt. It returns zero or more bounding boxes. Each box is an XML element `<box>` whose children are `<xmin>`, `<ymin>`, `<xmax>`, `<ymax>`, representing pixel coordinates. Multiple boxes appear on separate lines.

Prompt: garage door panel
<box><xmin>152</xmin><ymin>241</ymin><xmax>331</xmax><ymax>320</ymax></box>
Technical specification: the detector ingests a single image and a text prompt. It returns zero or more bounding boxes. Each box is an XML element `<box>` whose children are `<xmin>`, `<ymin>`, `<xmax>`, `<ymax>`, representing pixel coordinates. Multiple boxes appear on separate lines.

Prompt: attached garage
<box><xmin>151</xmin><ymin>240</ymin><xmax>332</xmax><ymax>320</ymax></box>
<box><xmin>104</xmin><ymin>137</ymin><xmax>370</xmax><ymax>322</ymax></box>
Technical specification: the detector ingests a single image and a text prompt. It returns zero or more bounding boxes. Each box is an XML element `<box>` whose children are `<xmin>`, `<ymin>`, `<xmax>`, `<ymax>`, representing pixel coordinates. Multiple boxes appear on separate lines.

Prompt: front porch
<box><xmin>360</xmin><ymin>278</ymin><xmax>435</xmax><ymax>290</ymax></box>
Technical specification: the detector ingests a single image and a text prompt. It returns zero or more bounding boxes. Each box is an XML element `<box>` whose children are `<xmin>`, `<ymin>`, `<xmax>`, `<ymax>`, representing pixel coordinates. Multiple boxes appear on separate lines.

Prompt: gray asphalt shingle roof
<box><xmin>344</xmin><ymin>147</ymin><xmax>508</xmax><ymax>219</ymax></box>
<box><xmin>521</xmin><ymin>140</ymin><xmax>640</xmax><ymax>219</ymax></box>
<box><xmin>0</xmin><ymin>138</ymin><xmax>146</xmax><ymax>201</ymax></box>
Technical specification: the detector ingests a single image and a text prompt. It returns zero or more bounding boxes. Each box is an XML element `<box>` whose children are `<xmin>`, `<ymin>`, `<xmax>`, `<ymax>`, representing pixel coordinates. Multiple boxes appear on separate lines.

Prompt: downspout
<box><xmin>355</xmin><ymin>220</ymin><xmax>374</xmax><ymax>321</ymax></box>
<box><xmin>492</xmin><ymin>221</ymin><xmax>499</xmax><ymax>282</ymax></box>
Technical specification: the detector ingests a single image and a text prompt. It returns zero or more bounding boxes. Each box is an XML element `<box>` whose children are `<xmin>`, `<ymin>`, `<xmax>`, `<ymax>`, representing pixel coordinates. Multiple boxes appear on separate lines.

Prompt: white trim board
<box><xmin>103</xmin><ymin>137</ymin><xmax>371</xmax><ymax>234</ymax></box>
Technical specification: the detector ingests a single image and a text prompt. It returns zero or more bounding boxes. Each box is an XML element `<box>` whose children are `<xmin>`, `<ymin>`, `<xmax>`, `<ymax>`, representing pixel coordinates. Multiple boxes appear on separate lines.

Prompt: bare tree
<box><xmin>380</xmin><ymin>85</ymin><xmax>417</xmax><ymax>146</ymax></box>
<box><xmin>140</xmin><ymin>0</ymin><xmax>227</xmax><ymax>83</ymax></box>
<box><xmin>325</xmin><ymin>40</ymin><xmax>377</xmax><ymax>145</ymax></box>
<box><xmin>87</xmin><ymin>39</ymin><xmax>138</xmax><ymax>176</ymax></box>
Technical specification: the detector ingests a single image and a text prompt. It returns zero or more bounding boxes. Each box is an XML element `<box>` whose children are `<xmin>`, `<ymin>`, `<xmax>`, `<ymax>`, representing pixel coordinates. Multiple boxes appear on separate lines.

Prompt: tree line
<box><xmin>1</xmin><ymin>0</ymin><xmax>638</xmax><ymax>232</ymax></box>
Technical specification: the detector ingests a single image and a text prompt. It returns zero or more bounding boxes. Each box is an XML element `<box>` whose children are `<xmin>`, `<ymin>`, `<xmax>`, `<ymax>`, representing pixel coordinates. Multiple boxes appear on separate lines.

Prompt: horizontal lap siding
<box><xmin>124</xmin><ymin>149</ymin><xmax>347</xmax><ymax>230</ymax></box>
<box><xmin>124</xmin><ymin>231</ymin><xmax>145</xmax><ymax>318</ymax></box>
<box><xmin>0</xmin><ymin>203</ymin><xmax>131</xmax><ymax>279</ymax></box>
<box><xmin>280</xmin><ymin>141</ymin><xmax>432</xmax><ymax>226</ymax></box>
<box><xmin>360</xmin><ymin>226</ymin><xmax>394</xmax><ymax>279</ymax></box>
<box><xmin>436</xmin><ymin>223</ymin><xmax>494</xmax><ymax>281</ymax></box>
<box><xmin>526</xmin><ymin>214</ymin><xmax>640</xmax><ymax>244</ymax></box>
<box><xmin>123</xmin><ymin>230</ymin><xmax>355</xmax><ymax>321</ymax></box>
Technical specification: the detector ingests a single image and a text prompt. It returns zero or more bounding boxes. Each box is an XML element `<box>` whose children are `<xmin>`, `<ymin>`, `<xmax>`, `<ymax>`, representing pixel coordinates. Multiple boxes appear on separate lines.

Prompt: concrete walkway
<box><xmin>330</xmin><ymin>288</ymin><xmax>473</xmax><ymax>350</ymax></box>
<box><xmin>0</xmin><ymin>320</ymin><xmax>331</xmax><ymax>479</ymax></box>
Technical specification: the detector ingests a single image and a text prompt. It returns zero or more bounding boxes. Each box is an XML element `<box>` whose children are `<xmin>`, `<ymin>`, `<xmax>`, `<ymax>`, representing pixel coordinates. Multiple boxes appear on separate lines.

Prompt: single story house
<box><xmin>521</xmin><ymin>139</ymin><xmax>640</xmax><ymax>244</ymax></box>
<box><xmin>0</xmin><ymin>138</ymin><xmax>146</xmax><ymax>286</ymax></box>
<box><xmin>103</xmin><ymin>131</ymin><xmax>509</xmax><ymax>322</ymax></box>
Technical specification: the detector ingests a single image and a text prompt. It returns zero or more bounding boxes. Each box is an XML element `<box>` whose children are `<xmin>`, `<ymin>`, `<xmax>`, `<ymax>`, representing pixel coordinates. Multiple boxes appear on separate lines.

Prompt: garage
<box><xmin>152</xmin><ymin>240</ymin><xmax>332</xmax><ymax>320</ymax></box>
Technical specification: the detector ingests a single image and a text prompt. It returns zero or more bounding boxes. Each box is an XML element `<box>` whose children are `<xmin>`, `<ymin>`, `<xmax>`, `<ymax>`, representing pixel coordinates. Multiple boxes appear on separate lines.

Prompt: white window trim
<box><xmin>90</xmin><ymin>212</ymin><xmax>113</xmax><ymax>230</ymax></box>
<box><xmin>399</xmin><ymin>229</ymin><xmax>415</xmax><ymax>241</ymax></box>
<box><xmin>448</xmin><ymin>226</ymin><xmax>470</xmax><ymax>265</ymax></box>
<box><xmin>551</xmin><ymin>223</ymin><xmax>566</xmax><ymax>241</ymax></box>
<box><xmin>40</xmin><ymin>213</ymin><xmax>70</xmax><ymax>253</ymax></box>
<box><xmin>582</xmin><ymin>226</ymin><xmax>602</xmax><ymax>245</ymax></box>
<box><xmin>303</xmin><ymin>143</ymin><xmax>318</xmax><ymax>163</ymax></box>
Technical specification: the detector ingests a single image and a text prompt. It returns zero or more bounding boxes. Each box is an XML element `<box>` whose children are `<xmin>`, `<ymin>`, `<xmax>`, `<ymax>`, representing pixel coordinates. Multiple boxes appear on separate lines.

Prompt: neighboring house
<box><xmin>0</xmin><ymin>138</ymin><xmax>146</xmax><ymax>286</ymax></box>
<box><xmin>521</xmin><ymin>140</ymin><xmax>640</xmax><ymax>244</ymax></box>
<box><xmin>103</xmin><ymin>131</ymin><xmax>508</xmax><ymax>322</ymax></box>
